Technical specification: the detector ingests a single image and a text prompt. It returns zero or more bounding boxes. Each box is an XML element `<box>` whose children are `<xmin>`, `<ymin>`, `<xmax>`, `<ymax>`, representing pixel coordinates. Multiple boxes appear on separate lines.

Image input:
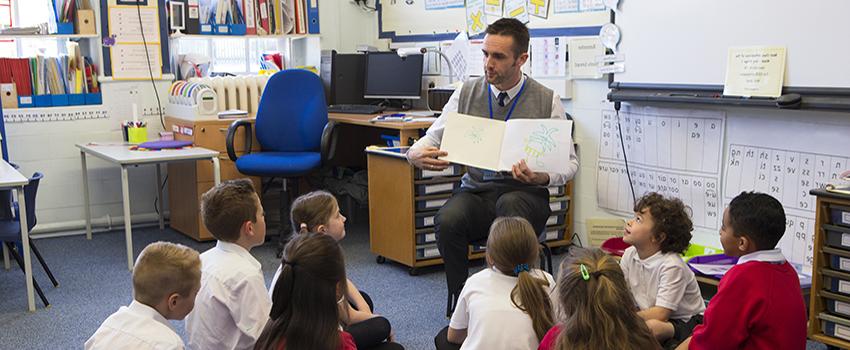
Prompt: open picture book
<box><xmin>440</xmin><ymin>112</ymin><xmax>573</xmax><ymax>173</ymax></box>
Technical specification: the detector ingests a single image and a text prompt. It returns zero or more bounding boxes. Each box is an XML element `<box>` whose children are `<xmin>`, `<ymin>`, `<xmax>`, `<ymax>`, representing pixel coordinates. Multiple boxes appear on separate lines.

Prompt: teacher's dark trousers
<box><xmin>435</xmin><ymin>186</ymin><xmax>550</xmax><ymax>313</ymax></box>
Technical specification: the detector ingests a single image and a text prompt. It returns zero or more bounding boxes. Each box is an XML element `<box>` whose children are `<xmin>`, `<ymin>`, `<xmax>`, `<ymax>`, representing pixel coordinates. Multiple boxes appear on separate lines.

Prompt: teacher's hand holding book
<box><xmin>407</xmin><ymin>146</ymin><xmax>450</xmax><ymax>171</ymax></box>
<box><xmin>511</xmin><ymin>159</ymin><xmax>549</xmax><ymax>185</ymax></box>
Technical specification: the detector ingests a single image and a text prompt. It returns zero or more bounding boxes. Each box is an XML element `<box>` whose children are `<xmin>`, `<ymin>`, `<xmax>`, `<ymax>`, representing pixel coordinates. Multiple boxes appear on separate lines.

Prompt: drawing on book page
<box><xmin>466</xmin><ymin>126</ymin><xmax>485</xmax><ymax>144</ymax></box>
<box><xmin>524</xmin><ymin>124</ymin><xmax>559</xmax><ymax>166</ymax></box>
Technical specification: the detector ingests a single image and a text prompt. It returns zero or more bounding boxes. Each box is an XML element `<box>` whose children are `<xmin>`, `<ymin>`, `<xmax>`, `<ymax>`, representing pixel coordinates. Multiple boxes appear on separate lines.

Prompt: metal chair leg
<box><xmin>29</xmin><ymin>239</ymin><xmax>58</xmax><ymax>287</ymax></box>
<box><xmin>5</xmin><ymin>242</ymin><xmax>49</xmax><ymax>307</ymax></box>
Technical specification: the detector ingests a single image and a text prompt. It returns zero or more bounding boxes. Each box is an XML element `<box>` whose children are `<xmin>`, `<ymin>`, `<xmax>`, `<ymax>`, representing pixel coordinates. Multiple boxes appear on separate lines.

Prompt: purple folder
<box><xmin>138</xmin><ymin>140</ymin><xmax>193</xmax><ymax>150</ymax></box>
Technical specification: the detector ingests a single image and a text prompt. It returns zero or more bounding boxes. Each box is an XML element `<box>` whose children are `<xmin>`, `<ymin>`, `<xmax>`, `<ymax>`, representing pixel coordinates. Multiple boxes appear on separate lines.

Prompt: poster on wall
<box><xmin>466</xmin><ymin>0</ymin><xmax>487</xmax><ymax>35</ymax></box>
<box><xmin>527</xmin><ymin>0</ymin><xmax>550</xmax><ymax>18</ymax></box>
<box><xmin>503</xmin><ymin>0</ymin><xmax>529</xmax><ymax>23</ymax></box>
<box><xmin>484</xmin><ymin>0</ymin><xmax>503</xmax><ymax>16</ymax></box>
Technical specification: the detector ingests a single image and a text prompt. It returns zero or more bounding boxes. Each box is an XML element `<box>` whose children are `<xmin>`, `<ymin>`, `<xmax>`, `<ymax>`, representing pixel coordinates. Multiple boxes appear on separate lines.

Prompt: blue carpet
<box><xmin>0</xmin><ymin>220</ymin><xmax>829</xmax><ymax>349</ymax></box>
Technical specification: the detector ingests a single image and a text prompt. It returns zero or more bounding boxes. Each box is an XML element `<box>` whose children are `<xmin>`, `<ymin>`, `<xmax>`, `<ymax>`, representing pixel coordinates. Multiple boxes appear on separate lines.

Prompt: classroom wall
<box><xmin>319</xmin><ymin>2</ymin><xmax>385</xmax><ymax>53</ymax></box>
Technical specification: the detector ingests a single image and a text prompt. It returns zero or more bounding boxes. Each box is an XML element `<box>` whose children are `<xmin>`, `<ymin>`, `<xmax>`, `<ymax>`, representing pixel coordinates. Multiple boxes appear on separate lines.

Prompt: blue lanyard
<box><xmin>487</xmin><ymin>80</ymin><xmax>526</xmax><ymax>121</ymax></box>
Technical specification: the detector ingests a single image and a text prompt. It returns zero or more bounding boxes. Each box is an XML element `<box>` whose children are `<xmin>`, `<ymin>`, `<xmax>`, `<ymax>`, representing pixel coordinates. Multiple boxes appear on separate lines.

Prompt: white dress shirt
<box><xmin>736</xmin><ymin>248</ymin><xmax>786</xmax><ymax>265</ymax></box>
<box><xmin>186</xmin><ymin>241</ymin><xmax>272</xmax><ymax>350</ymax></box>
<box><xmin>85</xmin><ymin>300</ymin><xmax>184</xmax><ymax>350</ymax></box>
<box><xmin>410</xmin><ymin>75</ymin><xmax>579</xmax><ymax>186</ymax></box>
<box><xmin>450</xmin><ymin>267</ymin><xmax>558</xmax><ymax>350</ymax></box>
<box><xmin>619</xmin><ymin>246</ymin><xmax>706</xmax><ymax>321</ymax></box>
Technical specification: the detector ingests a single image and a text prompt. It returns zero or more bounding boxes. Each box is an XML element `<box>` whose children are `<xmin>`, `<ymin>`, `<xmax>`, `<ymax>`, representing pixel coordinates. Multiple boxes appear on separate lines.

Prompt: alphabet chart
<box><xmin>724</xmin><ymin>116</ymin><xmax>850</xmax><ymax>274</ymax></box>
<box><xmin>597</xmin><ymin>106</ymin><xmax>726</xmax><ymax>230</ymax></box>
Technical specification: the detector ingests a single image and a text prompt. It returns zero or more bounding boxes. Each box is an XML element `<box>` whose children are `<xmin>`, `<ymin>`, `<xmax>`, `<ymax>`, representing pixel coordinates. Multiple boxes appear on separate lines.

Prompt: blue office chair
<box><xmin>226</xmin><ymin>69</ymin><xmax>338</xmax><ymax>240</ymax></box>
<box><xmin>0</xmin><ymin>172</ymin><xmax>58</xmax><ymax>307</ymax></box>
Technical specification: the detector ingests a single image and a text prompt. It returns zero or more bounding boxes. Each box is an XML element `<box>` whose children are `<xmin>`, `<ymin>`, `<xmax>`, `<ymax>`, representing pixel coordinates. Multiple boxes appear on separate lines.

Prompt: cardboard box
<box><xmin>76</xmin><ymin>9</ymin><xmax>96</xmax><ymax>35</ymax></box>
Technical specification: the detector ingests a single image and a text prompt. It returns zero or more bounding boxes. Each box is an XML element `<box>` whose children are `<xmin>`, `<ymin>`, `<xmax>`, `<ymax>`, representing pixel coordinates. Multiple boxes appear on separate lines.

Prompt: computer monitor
<box><xmin>364</xmin><ymin>52</ymin><xmax>423</xmax><ymax>100</ymax></box>
<box><xmin>322</xmin><ymin>51</ymin><xmax>367</xmax><ymax>105</ymax></box>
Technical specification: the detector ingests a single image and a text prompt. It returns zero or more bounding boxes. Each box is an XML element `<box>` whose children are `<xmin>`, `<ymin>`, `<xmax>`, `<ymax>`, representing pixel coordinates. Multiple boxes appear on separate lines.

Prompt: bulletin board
<box><xmin>99</xmin><ymin>0</ymin><xmax>171</xmax><ymax>77</ymax></box>
<box><xmin>378</xmin><ymin>0</ymin><xmax>610</xmax><ymax>42</ymax></box>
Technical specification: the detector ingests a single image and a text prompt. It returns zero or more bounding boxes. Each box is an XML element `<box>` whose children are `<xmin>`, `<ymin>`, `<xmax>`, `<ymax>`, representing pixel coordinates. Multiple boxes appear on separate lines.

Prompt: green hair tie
<box><xmin>580</xmin><ymin>264</ymin><xmax>590</xmax><ymax>281</ymax></box>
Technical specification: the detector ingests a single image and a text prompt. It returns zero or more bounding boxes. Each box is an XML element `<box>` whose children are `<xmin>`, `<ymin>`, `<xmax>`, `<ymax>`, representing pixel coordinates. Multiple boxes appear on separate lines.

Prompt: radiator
<box><xmin>188</xmin><ymin>75</ymin><xmax>270</xmax><ymax>117</ymax></box>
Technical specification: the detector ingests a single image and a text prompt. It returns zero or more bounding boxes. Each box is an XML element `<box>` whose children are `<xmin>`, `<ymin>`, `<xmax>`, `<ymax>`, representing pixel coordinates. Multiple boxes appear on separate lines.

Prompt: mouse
<box><xmin>775</xmin><ymin>93</ymin><xmax>802</xmax><ymax>109</ymax></box>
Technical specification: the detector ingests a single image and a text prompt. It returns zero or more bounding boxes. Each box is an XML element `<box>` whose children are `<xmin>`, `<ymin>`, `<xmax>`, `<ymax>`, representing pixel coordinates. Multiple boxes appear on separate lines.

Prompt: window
<box><xmin>0</xmin><ymin>0</ymin><xmax>66</xmax><ymax>58</ymax></box>
<box><xmin>173</xmin><ymin>37</ymin><xmax>287</xmax><ymax>75</ymax></box>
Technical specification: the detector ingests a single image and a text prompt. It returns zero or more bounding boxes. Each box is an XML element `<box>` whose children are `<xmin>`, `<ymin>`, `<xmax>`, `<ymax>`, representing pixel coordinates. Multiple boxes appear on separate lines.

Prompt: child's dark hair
<box><xmin>201</xmin><ymin>178</ymin><xmax>258</xmax><ymax>242</ymax></box>
<box><xmin>485</xmin><ymin>18</ymin><xmax>530</xmax><ymax>58</ymax></box>
<box><xmin>486</xmin><ymin>217</ymin><xmax>554</xmax><ymax>341</ymax></box>
<box><xmin>291</xmin><ymin>191</ymin><xmax>338</xmax><ymax>234</ymax></box>
<box><xmin>553</xmin><ymin>249</ymin><xmax>661</xmax><ymax>350</ymax></box>
<box><xmin>254</xmin><ymin>232</ymin><xmax>348</xmax><ymax>350</ymax></box>
<box><xmin>633</xmin><ymin>192</ymin><xmax>693</xmax><ymax>254</ymax></box>
<box><xmin>727</xmin><ymin>191</ymin><xmax>786</xmax><ymax>250</ymax></box>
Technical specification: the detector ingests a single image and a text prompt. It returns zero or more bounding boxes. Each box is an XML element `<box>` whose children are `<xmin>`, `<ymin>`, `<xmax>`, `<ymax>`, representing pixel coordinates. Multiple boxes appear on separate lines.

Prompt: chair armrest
<box><xmin>226</xmin><ymin>119</ymin><xmax>253</xmax><ymax>162</ymax></box>
<box><xmin>320</xmin><ymin>120</ymin><xmax>339</xmax><ymax>165</ymax></box>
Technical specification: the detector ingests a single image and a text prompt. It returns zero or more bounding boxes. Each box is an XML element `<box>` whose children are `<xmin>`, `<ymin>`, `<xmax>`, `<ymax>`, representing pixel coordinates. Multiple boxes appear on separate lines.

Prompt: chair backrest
<box><xmin>254</xmin><ymin>69</ymin><xmax>329</xmax><ymax>152</ymax></box>
<box><xmin>22</xmin><ymin>172</ymin><xmax>43</xmax><ymax>231</ymax></box>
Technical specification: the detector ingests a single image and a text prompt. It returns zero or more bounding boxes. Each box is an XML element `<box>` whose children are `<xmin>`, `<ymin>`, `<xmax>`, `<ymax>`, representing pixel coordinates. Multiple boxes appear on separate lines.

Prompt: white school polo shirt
<box><xmin>450</xmin><ymin>267</ymin><xmax>557</xmax><ymax>350</ymax></box>
<box><xmin>620</xmin><ymin>246</ymin><xmax>705</xmax><ymax>321</ymax></box>
<box><xmin>85</xmin><ymin>300</ymin><xmax>184</xmax><ymax>350</ymax></box>
<box><xmin>185</xmin><ymin>241</ymin><xmax>272</xmax><ymax>350</ymax></box>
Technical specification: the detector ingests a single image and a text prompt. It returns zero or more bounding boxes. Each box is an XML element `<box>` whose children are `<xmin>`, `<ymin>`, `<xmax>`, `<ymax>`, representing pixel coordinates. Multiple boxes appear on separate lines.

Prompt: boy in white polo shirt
<box><xmin>85</xmin><ymin>242</ymin><xmax>201</xmax><ymax>350</ymax></box>
<box><xmin>186</xmin><ymin>179</ymin><xmax>272</xmax><ymax>350</ymax></box>
<box><xmin>620</xmin><ymin>192</ymin><xmax>705</xmax><ymax>349</ymax></box>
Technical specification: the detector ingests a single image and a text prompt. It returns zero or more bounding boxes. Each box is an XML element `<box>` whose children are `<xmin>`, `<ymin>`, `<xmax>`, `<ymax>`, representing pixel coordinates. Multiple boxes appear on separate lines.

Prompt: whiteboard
<box><xmin>378</xmin><ymin>0</ymin><xmax>610</xmax><ymax>42</ymax></box>
<box><xmin>614</xmin><ymin>0</ymin><xmax>850</xmax><ymax>88</ymax></box>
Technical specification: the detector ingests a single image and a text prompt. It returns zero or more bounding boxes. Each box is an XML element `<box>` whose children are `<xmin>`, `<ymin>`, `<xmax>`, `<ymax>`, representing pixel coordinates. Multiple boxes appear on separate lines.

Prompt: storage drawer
<box><xmin>823</xmin><ymin>290</ymin><xmax>850</xmax><ymax>318</ymax></box>
<box><xmin>546</xmin><ymin>210</ymin><xmax>567</xmax><ymax>227</ymax></box>
<box><xmin>415</xmin><ymin>229</ymin><xmax>438</xmax><ymax>245</ymax></box>
<box><xmin>823</xmin><ymin>269</ymin><xmax>850</xmax><ymax>296</ymax></box>
<box><xmin>415</xmin><ymin>211</ymin><xmax>438</xmax><ymax>229</ymax></box>
<box><xmin>832</xmin><ymin>205</ymin><xmax>850</xmax><ymax>228</ymax></box>
<box><xmin>825</xmin><ymin>224</ymin><xmax>850</xmax><ymax>251</ymax></box>
<box><xmin>414</xmin><ymin>164</ymin><xmax>464</xmax><ymax>180</ymax></box>
<box><xmin>415</xmin><ymin>194</ymin><xmax>452</xmax><ymax>211</ymax></box>
<box><xmin>826</xmin><ymin>246</ymin><xmax>850</xmax><ymax>273</ymax></box>
<box><xmin>416</xmin><ymin>244</ymin><xmax>441</xmax><ymax>260</ymax></box>
<box><xmin>542</xmin><ymin>225</ymin><xmax>566</xmax><ymax>242</ymax></box>
<box><xmin>415</xmin><ymin>181</ymin><xmax>460</xmax><ymax>196</ymax></box>
<box><xmin>547</xmin><ymin>185</ymin><xmax>564</xmax><ymax>196</ymax></box>
<box><xmin>820</xmin><ymin>312</ymin><xmax>850</xmax><ymax>342</ymax></box>
<box><xmin>549</xmin><ymin>196</ymin><xmax>569</xmax><ymax>212</ymax></box>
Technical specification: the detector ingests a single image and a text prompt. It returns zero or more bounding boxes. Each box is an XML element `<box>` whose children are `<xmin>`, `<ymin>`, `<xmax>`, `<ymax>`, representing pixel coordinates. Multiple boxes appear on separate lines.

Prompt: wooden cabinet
<box><xmin>809</xmin><ymin>189</ymin><xmax>850</xmax><ymax>348</ymax></box>
<box><xmin>366</xmin><ymin>148</ymin><xmax>574</xmax><ymax>275</ymax></box>
<box><xmin>165</xmin><ymin>116</ymin><xmax>262</xmax><ymax>241</ymax></box>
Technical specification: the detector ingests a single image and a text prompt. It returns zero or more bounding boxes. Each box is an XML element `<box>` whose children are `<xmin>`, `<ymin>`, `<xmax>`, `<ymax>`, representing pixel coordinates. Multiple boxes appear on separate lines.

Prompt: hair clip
<box><xmin>514</xmin><ymin>263</ymin><xmax>530</xmax><ymax>275</ymax></box>
<box><xmin>580</xmin><ymin>264</ymin><xmax>590</xmax><ymax>281</ymax></box>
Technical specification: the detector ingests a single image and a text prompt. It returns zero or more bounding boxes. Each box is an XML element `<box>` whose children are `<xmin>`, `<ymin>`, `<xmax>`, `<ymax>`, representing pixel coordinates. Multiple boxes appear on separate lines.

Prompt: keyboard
<box><xmin>327</xmin><ymin>104</ymin><xmax>386</xmax><ymax>114</ymax></box>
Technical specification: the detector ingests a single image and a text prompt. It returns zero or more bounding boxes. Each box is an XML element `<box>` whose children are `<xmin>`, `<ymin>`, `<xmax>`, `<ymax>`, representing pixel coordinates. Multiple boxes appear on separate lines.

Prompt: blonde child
<box><xmin>435</xmin><ymin>216</ymin><xmax>556</xmax><ymax>350</ymax></box>
<box><xmin>538</xmin><ymin>249</ymin><xmax>660</xmax><ymax>350</ymax></box>
<box><xmin>678</xmin><ymin>192</ymin><xmax>807</xmax><ymax>349</ymax></box>
<box><xmin>620</xmin><ymin>192</ymin><xmax>705</xmax><ymax>349</ymax></box>
<box><xmin>85</xmin><ymin>242</ymin><xmax>201</xmax><ymax>350</ymax></box>
<box><xmin>270</xmin><ymin>190</ymin><xmax>393</xmax><ymax>349</ymax></box>
<box><xmin>186</xmin><ymin>179</ymin><xmax>272</xmax><ymax>350</ymax></box>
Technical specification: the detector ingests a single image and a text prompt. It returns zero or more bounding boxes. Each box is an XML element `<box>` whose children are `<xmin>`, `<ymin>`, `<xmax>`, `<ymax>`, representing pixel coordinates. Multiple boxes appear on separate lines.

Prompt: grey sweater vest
<box><xmin>456</xmin><ymin>75</ymin><xmax>554</xmax><ymax>190</ymax></box>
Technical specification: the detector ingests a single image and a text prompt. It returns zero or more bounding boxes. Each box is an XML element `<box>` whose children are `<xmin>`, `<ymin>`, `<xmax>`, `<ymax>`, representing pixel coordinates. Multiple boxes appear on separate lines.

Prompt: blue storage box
<box><xmin>214</xmin><ymin>24</ymin><xmax>230</xmax><ymax>34</ymax></box>
<box><xmin>51</xmin><ymin>94</ymin><xmax>69</xmax><ymax>106</ymax></box>
<box><xmin>229</xmin><ymin>24</ymin><xmax>246</xmax><ymax>35</ymax></box>
<box><xmin>68</xmin><ymin>93</ymin><xmax>85</xmax><ymax>105</ymax></box>
<box><xmin>33</xmin><ymin>95</ymin><xmax>52</xmax><ymax>107</ymax></box>
<box><xmin>823</xmin><ymin>290</ymin><xmax>850</xmax><ymax>318</ymax></box>
<box><xmin>820</xmin><ymin>312</ymin><xmax>850</xmax><ymax>342</ymax></box>
<box><xmin>823</xmin><ymin>269</ymin><xmax>850</xmax><ymax>296</ymax></box>
<box><xmin>826</xmin><ymin>224</ymin><xmax>850</xmax><ymax>251</ymax></box>
<box><xmin>85</xmin><ymin>92</ymin><xmax>102</xmax><ymax>105</ymax></box>
<box><xmin>17</xmin><ymin>96</ymin><xmax>34</xmax><ymax>108</ymax></box>
<box><xmin>200</xmin><ymin>23</ymin><xmax>215</xmax><ymax>34</ymax></box>
<box><xmin>832</xmin><ymin>205</ymin><xmax>850</xmax><ymax>228</ymax></box>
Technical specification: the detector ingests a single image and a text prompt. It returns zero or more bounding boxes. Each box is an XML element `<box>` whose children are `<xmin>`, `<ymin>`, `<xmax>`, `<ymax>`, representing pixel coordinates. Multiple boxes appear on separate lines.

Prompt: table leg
<box><xmin>121</xmin><ymin>166</ymin><xmax>133</xmax><ymax>271</ymax></box>
<box><xmin>156</xmin><ymin>164</ymin><xmax>164</xmax><ymax>230</ymax></box>
<box><xmin>212</xmin><ymin>156</ymin><xmax>221</xmax><ymax>185</ymax></box>
<box><xmin>399</xmin><ymin>130</ymin><xmax>419</xmax><ymax>146</ymax></box>
<box><xmin>18</xmin><ymin>186</ymin><xmax>34</xmax><ymax>312</ymax></box>
<box><xmin>2</xmin><ymin>243</ymin><xmax>9</xmax><ymax>270</ymax></box>
<box><xmin>81</xmin><ymin>151</ymin><xmax>92</xmax><ymax>240</ymax></box>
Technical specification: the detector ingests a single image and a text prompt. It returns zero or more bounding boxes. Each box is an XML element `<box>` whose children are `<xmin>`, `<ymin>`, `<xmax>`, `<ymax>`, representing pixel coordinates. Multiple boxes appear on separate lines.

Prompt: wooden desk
<box><xmin>328</xmin><ymin>112</ymin><xmax>434</xmax><ymax>147</ymax></box>
<box><xmin>77</xmin><ymin>143</ymin><xmax>221</xmax><ymax>270</ymax></box>
<box><xmin>0</xmin><ymin>161</ymin><xmax>32</xmax><ymax>311</ymax></box>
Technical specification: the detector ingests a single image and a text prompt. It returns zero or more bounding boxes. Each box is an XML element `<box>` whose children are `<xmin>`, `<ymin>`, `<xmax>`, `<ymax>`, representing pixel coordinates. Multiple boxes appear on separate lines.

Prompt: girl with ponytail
<box><xmin>435</xmin><ymin>216</ymin><xmax>556</xmax><ymax>350</ymax></box>
<box><xmin>538</xmin><ymin>249</ymin><xmax>660</xmax><ymax>350</ymax></box>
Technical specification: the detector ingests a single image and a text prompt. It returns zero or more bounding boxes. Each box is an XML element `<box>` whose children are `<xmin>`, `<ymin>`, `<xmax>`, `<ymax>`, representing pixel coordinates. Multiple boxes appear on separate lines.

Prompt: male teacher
<box><xmin>407</xmin><ymin>18</ymin><xmax>579</xmax><ymax>314</ymax></box>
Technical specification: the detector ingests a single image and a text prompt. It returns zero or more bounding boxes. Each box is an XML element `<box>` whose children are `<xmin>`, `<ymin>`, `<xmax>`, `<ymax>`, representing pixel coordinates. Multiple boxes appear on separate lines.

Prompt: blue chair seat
<box><xmin>235</xmin><ymin>152</ymin><xmax>322</xmax><ymax>177</ymax></box>
<box><xmin>0</xmin><ymin>219</ymin><xmax>22</xmax><ymax>241</ymax></box>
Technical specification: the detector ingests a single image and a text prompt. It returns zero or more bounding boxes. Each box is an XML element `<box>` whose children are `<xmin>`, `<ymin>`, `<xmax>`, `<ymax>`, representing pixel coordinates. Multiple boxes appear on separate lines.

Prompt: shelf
<box><xmin>0</xmin><ymin>33</ymin><xmax>99</xmax><ymax>40</ymax></box>
<box><xmin>169</xmin><ymin>33</ymin><xmax>319</xmax><ymax>40</ymax></box>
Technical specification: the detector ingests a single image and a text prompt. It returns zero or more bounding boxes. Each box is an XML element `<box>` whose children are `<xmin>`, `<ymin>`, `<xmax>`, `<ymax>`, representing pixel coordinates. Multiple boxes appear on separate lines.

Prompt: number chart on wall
<box><xmin>724</xmin><ymin>116</ymin><xmax>850</xmax><ymax>273</ymax></box>
<box><xmin>596</xmin><ymin>105</ymin><xmax>726</xmax><ymax>231</ymax></box>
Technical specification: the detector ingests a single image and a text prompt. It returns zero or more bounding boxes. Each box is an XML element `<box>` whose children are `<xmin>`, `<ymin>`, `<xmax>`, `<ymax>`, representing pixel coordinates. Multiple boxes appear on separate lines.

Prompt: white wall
<box><xmin>319</xmin><ymin>0</ymin><xmax>386</xmax><ymax>53</ymax></box>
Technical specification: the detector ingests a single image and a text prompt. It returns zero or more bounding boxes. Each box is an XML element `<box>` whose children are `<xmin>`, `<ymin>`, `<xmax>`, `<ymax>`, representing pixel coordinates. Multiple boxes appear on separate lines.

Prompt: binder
<box><xmin>271</xmin><ymin>0</ymin><xmax>282</xmax><ymax>34</ymax></box>
<box><xmin>241</xmin><ymin>0</ymin><xmax>256</xmax><ymax>34</ymax></box>
<box><xmin>292</xmin><ymin>0</ymin><xmax>301</xmax><ymax>34</ymax></box>
<box><xmin>257</xmin><ymin>0</ymin><xmax>270</xmax><ymax>34</ymax></box>
<box><xmin>306</xmin><ymin>0</ymin><xmax>319</xmax><ymax>34</ymax></box>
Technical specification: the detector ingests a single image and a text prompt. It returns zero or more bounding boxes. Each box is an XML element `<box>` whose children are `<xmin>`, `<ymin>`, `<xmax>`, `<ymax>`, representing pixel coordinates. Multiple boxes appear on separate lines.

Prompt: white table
<box><xmin>0</xmin><ymin>160</ymin><xmax>33</xmax><ymax>311</ymax></box>
<box><xmin>77</xmin><ymin>143</ymin><xmax>221</xmax><ymax>270</ymax></box>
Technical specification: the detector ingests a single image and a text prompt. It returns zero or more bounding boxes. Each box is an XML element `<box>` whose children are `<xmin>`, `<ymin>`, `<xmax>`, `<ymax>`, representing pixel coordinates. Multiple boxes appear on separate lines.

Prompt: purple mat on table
<box><xmin>138</xmin><ymin>140</ymin><xmax>193</xmax><ymax>150</ymax></box>
<box><xmin>687</xmin><ymin>254</ymin><xmax>738</xmax><ymax>279</ymax></box>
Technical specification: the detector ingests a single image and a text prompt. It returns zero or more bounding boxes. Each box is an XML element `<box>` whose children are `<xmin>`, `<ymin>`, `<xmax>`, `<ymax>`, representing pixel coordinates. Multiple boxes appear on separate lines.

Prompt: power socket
<box><xmin>141</xmin><ymin>106</ymin><xmax>166</xmax><ymax>117</ymax></box>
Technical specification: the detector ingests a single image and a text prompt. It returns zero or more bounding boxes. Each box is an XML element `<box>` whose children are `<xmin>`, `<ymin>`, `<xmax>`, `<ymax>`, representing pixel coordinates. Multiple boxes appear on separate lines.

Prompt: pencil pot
<box><xmin>127</xmin><ymin>127</ymin><xmax>148</xmax><ymax>144</ymax></box>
